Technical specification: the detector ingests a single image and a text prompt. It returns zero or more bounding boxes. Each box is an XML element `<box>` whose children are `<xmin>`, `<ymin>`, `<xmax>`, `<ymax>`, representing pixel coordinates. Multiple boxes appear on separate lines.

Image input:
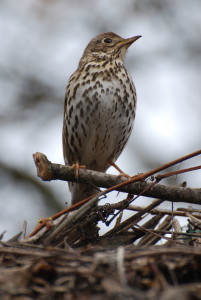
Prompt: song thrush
<box><xmin>63</xmin><ymin>32</ymin><xmax>141</xmax><ymax>204</ymax></box>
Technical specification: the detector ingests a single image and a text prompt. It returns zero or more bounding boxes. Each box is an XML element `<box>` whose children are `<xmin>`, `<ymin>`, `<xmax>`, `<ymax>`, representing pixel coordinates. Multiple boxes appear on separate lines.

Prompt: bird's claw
<box><xmin>71</xmin><ymin>161</ymin><xmax>86</xmax><ymax>178</ymax></box>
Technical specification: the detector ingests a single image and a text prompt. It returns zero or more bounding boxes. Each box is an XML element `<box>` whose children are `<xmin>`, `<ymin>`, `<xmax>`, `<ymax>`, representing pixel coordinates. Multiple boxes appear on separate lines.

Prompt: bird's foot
<box><xmin>71</xmin><ymin>161</ymin><xmax>86</xmax><ymax>178</ymax></box>
<box><xmin>110</xmin><ymin>161</ymin><xmax>131</xmax><ymax>179</ymax></box>
<box><xmin>117</xmin><ymin>172</ymin><xmax>131</xmax><ymax>179</ymax></box>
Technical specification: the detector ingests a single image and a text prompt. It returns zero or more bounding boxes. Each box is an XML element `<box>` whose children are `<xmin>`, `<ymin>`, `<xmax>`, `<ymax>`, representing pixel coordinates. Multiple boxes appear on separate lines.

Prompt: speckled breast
<box><xmin>63</xmin><ymin>61</ymin><xmax>137</xmax><ymax>172</ymax></box>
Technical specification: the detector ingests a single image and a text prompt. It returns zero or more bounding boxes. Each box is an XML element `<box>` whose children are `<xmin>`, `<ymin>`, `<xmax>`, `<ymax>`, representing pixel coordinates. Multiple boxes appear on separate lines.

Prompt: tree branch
<box><xmin>33</xmin><ymin>152</ymin><xmax>201</xmax><ymax>205</ymax></box>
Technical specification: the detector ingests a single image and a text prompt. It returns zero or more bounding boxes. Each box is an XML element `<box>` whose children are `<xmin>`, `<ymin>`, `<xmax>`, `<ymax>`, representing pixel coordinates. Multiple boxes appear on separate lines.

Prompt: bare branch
<box><xmin>33</xmin><ymin>152</ymin><xmax>201</xmax><ymax>205</ymax></box>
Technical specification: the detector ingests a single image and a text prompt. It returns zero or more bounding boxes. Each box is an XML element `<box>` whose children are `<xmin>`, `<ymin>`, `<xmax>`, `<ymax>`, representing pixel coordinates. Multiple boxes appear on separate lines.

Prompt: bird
<box><xmin>62</xmin><ymin>32</ymin><xmax>141</xmax><ymax>204</ymax></box>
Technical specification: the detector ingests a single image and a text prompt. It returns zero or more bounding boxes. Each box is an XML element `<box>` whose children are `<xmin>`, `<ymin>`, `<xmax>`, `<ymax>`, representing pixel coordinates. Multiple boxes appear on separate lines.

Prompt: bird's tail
<box><xmin>69</xmin><ymin>182</ymin><xmax>98</xmax><ymax>205</ymax></box>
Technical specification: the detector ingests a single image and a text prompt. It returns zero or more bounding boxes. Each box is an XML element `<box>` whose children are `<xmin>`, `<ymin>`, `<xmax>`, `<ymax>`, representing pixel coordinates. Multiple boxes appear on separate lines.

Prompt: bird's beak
<box><xmin>125</xmin><ymin>35</ymin><xmax>142</xmax><ymax>45</ymax></box>
<box><xmin>119</xmin><ymin>35</ymin><xmax>142</xmax><ymax>47</ymax></box>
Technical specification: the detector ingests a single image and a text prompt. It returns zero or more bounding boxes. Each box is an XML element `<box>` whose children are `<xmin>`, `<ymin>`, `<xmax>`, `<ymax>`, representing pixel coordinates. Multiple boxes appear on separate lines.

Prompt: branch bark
<box><xmin>33</xmin><ymin>152</ymin><xmax>201</xmax><ymax>205</ymax></box>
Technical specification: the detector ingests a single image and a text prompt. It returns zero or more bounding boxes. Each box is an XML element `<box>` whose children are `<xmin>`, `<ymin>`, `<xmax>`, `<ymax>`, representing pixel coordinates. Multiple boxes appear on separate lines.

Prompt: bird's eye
<box><xmin>103</xmin><ymin>38</ymin><xmax>112</xmax><ymax>43</ymax></box>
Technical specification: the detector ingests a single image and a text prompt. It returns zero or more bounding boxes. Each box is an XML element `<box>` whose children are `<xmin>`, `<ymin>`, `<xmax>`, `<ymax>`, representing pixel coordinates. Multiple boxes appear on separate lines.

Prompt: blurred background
<box><xmin>0</xmin><ymin>0</ymin><xmax>200</xmax><ymax>239</ymax></box>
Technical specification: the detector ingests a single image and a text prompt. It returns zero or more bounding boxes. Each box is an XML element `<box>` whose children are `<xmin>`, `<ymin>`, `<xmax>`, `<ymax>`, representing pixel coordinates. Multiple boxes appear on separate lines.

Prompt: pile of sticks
<box><xmin>0</xmin><ymin>150</ymin><xmax>200</xmax><ymax>299</ymax></box>
<box><xmin>20</xmin><ymin>150</ymin><xmax>201</xmax><ymax>248</ymax></box>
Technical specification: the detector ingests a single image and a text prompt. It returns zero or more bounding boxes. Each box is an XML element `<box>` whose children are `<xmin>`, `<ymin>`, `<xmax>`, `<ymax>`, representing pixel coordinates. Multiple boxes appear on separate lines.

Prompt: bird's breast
<box><xmin>64</xmin><ymin>64</ymin><xmax>136</xmax><ymax>170</ymax></box>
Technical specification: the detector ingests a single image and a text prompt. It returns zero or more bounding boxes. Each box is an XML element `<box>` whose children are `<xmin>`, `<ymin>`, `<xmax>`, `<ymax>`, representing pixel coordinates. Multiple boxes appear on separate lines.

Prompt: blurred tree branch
<box><xmin>0</xmin><ymin>161</ymin><xmax>63</xmax><ymax>212</ymax></box>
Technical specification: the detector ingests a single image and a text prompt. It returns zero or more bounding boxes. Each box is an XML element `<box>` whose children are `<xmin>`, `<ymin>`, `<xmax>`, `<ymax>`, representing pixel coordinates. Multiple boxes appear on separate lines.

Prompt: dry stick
<box><xmin>156</xmin><ymin>165</ymin><xmax>201</xmax><ymax>180</ymax></box>
<box><xmin>32</xmin><ymin>152</ymin><xmax>201</xmax><ymax>205</ymax></box>
<box><xmin>178</xmin><ymin>207</ymin><xmax>201</xmax><ymax>213</ymax></box>
<box><xmin>105</xmin><ymin>179</ymin><xmax>161</xmax><ymax>226</ymax></box>
<box><xmin>27</xmin><ymin>178</ymin><xmax>157</xmax><ymax>239</ymax></box>
<box><xmin>28</xmin><ymin>193</ymin><xmax>102</xmax><ymax>238</ymax></box>
<box><xmin>33</xmin><ymin>150</ymin><xmax>201</xmax><ymax>209</ymax></box>
<box><xmin>33</xmin><ymin>150</ymin><xmax>201</xmax><ymax>192</ymax></box>
<box><xmin>82</xmin><ymin>150</ymin><xmax>201</xmax><ymax>203</ymax></box>
<box><xmin>141</xmin><ymin>213</ymin><xmax>164</xmax><ymax>231</ymax></box>
<box><xmin>29</xmin><ymin>150</ymin><xmax>201</xmax><ymax>238</ymax></box>
<box><xmin>126</xmin><ymin>247</ymin><xmax>201</xmax><ymax>258</ymax></box>
<box><xmin>104</xmin><ymin>178</ymin><xmax>185</xmax><ymax>236</ymax></box>
<box><xmin>138</xmin><ymin>216</ymin><xmax>172</xmax><ymax>246</ymax></box>
<box><xmin>103</xmin><ymin>197</ymin><xmax>164</xmax><ymax>237</ymax></box>
<box><xmin>124</xmin><ymin>205</ymin><xmax>201</xmax><ymax>218</ymax></box>
<box><xmin>137</xmin><ymin>149</ymin><xmax>201</xmax><ymax>178</ymax></box>
<box><xmin>172</xmin><ymin>219</ymin><xmax>184</xmax><ymax>244</ymax></box>
<box><xmin>185</xmin><ymin>212</ymin><xmax>201</xmax><ymax>225</ymax></box>
<box><xmin>27</xmin><ymin>181</ymin><xmax>155</xmax><ymax>239</ymax></box>
<box><xmin>133</xmin><ymin>223</ymin><xmax>187</xmax><ymax>247</ymax></box>
<box><xmin>150</xmin><ymin>229</ymin><xmax>201</xmax><ymax>238</ymax></box>
<box><xmin>136</xmin><ymin>213</ymin><xmax>165</xmax><ymax>245</ymax></box>
<box><xmin>99</xmin><ymin>200</ymin><xmax>201</xmax><ymax>218</ymax></box>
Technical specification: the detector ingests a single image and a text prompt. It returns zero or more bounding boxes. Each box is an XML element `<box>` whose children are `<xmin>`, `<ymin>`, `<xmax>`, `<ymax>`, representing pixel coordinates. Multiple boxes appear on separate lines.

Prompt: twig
<box><xmin>123</xmin><ymin>205</ymin><xmax>201</xmax><ymax>218</ymax></box>
<box><xmin>134</xmin><ymin>222</ymin><xmax>186</xmax><ymax>246</ymax></box>
<box><xmin>33</xmin><ymin>149</ymin><xmax>201</xmax><ymax>182</ymax></box>
<box><xmin>138</xmin><ymin>215</ymin><xmax>172</xmax><ymax>246</ymax></box>
<box><xmin>185</xmin><ymin>212</ymin><xmax>201</xmax><ymax>226</ymax></box>
<box><xmin>103</xmin><ymin>198</ymin><xmax>164</xmax><ymax>237</ymax></box>
<box><xmin>116</xmin><ymin>247</ymin><xmax>127</xmax><ymax>286</ymax></box>
<box><xmin>22</xmin><ymin>220</ymin><xmax>27</xmax><ymax>239</ymax></box>
<box><xmin>26</xmin><ymin>193</ymin><xmax>100</xmax><ymax>242</ymax></box>
<box><xmin>146</xmin><ymin>229</ymin><xmax>201</xmax><ymax>239</ymax></box>
<box><xmin>178</xmin><ymin>207</ymin><xmax>201</xmax><ymax>213</ymax></box>
<box><xmin>156</xmin><ymin>165</ymin><xmax>201</xmax><ymax>180</ymax></box>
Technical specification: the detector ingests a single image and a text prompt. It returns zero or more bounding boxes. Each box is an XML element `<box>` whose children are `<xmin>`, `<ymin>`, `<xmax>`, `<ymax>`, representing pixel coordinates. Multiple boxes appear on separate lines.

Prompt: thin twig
<box><xmin>123</xmin><ymin>205</ymin><xmax>201</xmax><ymax>218</ymax></box>
<box><xmin>156</xmin><ymin>165</ymin><xmax>201</xmax><ymax>180</ymax></box>
<box><xmin>104</xmin><ymin>198</ymin><xmax>164</xmax><ymax>237</ymax></box>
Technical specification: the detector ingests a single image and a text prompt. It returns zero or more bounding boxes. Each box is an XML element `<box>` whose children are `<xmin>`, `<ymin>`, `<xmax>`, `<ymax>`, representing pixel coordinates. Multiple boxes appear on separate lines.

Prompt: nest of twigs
<box><xmin>0</xmin><ymin>151</ymin><xmax>201</xmax><ymax>299</ymax></box>
<box><xmin>1</xmin><ymin>242</ymin><xmax>201</xmax><ymax>299</ymax></box>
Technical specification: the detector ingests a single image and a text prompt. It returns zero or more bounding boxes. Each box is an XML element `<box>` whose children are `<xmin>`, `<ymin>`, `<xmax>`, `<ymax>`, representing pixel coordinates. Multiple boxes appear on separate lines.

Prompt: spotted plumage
<box><xmin>63</xmin><ymin>32</ymin><xmax>141</xmax><ymax>204</ymax></box>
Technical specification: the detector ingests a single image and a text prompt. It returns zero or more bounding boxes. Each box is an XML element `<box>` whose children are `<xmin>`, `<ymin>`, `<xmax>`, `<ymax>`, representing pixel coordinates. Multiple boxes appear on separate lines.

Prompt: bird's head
<box><xmin>79</xmin><ymin>32</ymin><xmax>141</xmax><ymax>67</ymax></box>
